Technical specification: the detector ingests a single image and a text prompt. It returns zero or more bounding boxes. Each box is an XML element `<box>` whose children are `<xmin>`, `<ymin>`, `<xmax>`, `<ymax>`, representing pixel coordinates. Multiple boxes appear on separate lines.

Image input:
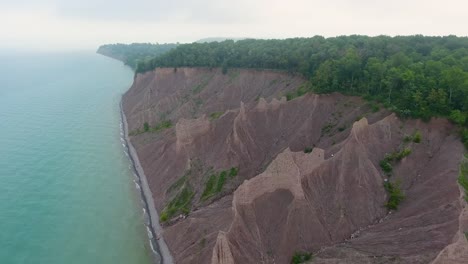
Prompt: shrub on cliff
<box><xmin>291</xmin><ymin>252</ymin><xmax>313</xmax><ymax>264</ymax></box>
<box><xmin>458</xmin><ymin>159</ymin><xmax>468</xmax><ymax>202</ymax></box>
<box><xmin>215</xmin><ymin>171</ymin><xmax>227</xmax><ymax>192</ymax></box>
<box><xmin>380</xmin><ymin>160</ymin><xmax>393</xmax><ymax>174</ymax></box>
<box><xmin>209</xmin><ymin>112</ymin><xmax>223</xmax><ymax>120</ymax></box>
<box><xmin>201</xmin><ymin>174</ymin><xmax>217</xmax><ymax>201</ymax></box>
<box><xmin>201</xmin><ymin>167</ymin><xmax>239</xmax><ymax>201</ymax></box>
<box><xmin>384</xmin><ymin>181</ymin><xmax>405</xmax><ymax>210</ymax></box>
<box><xmin>229</xmin><ymin>167</ymin><xmax>238</xmax><ymax>177</ymax></box>
<box><xmin>413</xmin><ymin>131</ymin><xmax>422</xmax><ymax>143</ymax></box>
<box><xmin>304</xmin><ymin>147</ymin><xmax>313</xmax><ymax>154</ymax></box>
<box><xmin>160</xmin><ymin>185</ymin><xmax>194</xmax><ymax>222</ymax></box>
<box><xmin>461</xmin><ymin>129</ymin><xmax>468</xmax><ymax>150</ymax></box>
<box><xmin>152</xmin><ymin>120</ymin><xmax>172</xmax><ymax>132</ymax></box>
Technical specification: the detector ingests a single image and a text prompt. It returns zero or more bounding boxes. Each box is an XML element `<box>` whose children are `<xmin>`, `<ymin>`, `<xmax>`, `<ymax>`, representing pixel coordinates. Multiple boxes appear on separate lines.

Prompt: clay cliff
<box><xmin>122</xmin><ymin>67</ymin><xmax>467</xmax><ymax>264</ymax></box>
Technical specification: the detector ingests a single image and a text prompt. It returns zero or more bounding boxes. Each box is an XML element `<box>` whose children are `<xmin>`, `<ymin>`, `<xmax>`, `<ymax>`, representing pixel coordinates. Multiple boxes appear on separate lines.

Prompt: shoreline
<box><xmin>120</xmin><ymin>100</ymin><xmax>174</xmax><ymax>264</ymax></box>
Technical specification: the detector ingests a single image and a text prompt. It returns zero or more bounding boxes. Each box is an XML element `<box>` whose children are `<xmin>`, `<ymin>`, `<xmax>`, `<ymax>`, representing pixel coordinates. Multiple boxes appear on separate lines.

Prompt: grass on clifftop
<box><xmin>285</xmin><ymin>82</ymin><xmax>311</xmax><ymax>101</ymax></box>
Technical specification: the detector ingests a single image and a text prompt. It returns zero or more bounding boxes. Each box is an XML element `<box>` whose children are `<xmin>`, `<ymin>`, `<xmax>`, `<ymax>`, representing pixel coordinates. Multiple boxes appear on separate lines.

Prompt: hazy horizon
<box><xmin>2</xmin><ymin>0</ymin><xmax>468</xmax><ymax>52</ymax></box>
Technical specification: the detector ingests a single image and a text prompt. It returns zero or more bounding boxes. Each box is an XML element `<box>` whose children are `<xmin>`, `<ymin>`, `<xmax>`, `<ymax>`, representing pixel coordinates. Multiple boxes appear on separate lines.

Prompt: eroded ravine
<box><xmin>123</xmin><ymin>67</ymin><xmax>466</xmax><ymax>264</ymax></box>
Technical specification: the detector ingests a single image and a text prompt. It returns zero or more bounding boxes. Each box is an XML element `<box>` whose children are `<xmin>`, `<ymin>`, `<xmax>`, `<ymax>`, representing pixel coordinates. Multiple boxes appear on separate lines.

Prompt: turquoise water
<box><xmin>0</xmin><ymin>52</ymin><xmax>153</xmax><ymax>264</ymax></box>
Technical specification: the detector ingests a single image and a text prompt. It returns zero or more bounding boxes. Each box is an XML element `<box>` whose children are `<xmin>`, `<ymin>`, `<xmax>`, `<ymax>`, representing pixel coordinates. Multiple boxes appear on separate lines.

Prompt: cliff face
<box><xmin>122</xmin><ymin>68</ymin><xmax>466</xmax><ymax>264</ymax></box>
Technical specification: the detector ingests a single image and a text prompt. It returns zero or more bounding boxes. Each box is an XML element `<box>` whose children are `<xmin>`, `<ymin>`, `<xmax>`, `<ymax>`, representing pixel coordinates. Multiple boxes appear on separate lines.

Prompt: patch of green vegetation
<box><xmin>464</xmin><ymin>232</ymin><xmax>468</xmax><ymax>241</ymax></box>
<box><xmin>159</xmin><ymin>211</ymin><xmax>168</xmax><ymax>222</ymax></box>
<box><xmin>168</xmin><ymin>174</ymin><xmax>188</xmax><ymax>193</ymax></box>
<box><xmin>403</xmin><ymin>131</ymin><xmax>422</xmax><ymax>144</ymax></box>
<box><xmin>398</xmin><ymin>148</ymin><xmax>412</xmax><ymax>159</ymax></box>
<box><xmin>131</xmin><ymin>120</ymin><xmax>173</xmax><ymax>136</ymax></box>
<box><xmin>209</xmin><ymin>111</ymin><xmax>224</xmax><ymax>120</ymax></box>
<box><xmin>380</xmin><ymin>147</ymin><xmax>413</xmax><ymax>175</ymax></box>
<box><xmin>321</xmin><ymin>123</ymin><xmax>335</xmax><ymax>135</ymax></box>
<box><xmin>338</xmin><ymin>126</ymin><xmax>346</xmax><ymax>132</ymax></box>
<box><xmin>291</xmin><ymin>252</ymin><xmax>313</xmax><ymax>264</ymax></box>
<box><xmin>367</xmin><ymin>102</ymin><xmax>380</xmax><ymax>113</ymax></box>
<box><xmin>285</xmin><ymin>92</ymin><xmax>294</xmax><ymax>101</ymax></box>
<box><xmin>385</xmin><ymin>148</ymin><xmax>412</xmax><ymax>162</ymax></box>
<box><xmin>192</xmin><ymin>73</ymin><xmax>215</xmax><ymax>93</ymax></box>
<box><xmin>151</xmin><ymin>120</ymin><xmax>172</xmax><ymax>132</ymax></box>
<box><xmin>215</xmin><ymin>171</ymin><xmax>227</xmax><ymax>192</ymax></box>
<box><xmin>304</xmin><ymin>147</ymin><xmax>313</xmax><ymax>154</ymax></box>
<box><xmin>97</xmin><ymin>43</ymin><xmax>178</xmax><ymax>70</ymax></box>
<box><xmin>461</xmin><ymin>129</ymin><xmax>468</xmax><ymax>150</ymax></box>
<box><xmin>285</xmin><ymin>83</ymin><xmax>311</xmax><ymax>101</ymax></box>
<box><xmin>379</xmin><ymin>160</ymin><xmax>393</xmax><ymax>174</ymax></box>
<box><xmin>413</xmin><ymin>131</ymin><xmax>422</xmax><ymax>143</ymax></box>
<box><xmin>384</xmin><ymin>181</ymin><xmax>405</xmax><ymax>210</ymax></box>
<box><xmin>403</xmin><ymin>135</ymin><xmax>412</xmax><ymax>143</ymax></box>
<box><xmin>160</xmin><ymin>184</ymin><xmax>194</xmax><ymax>222</ymax></box>
<box><xmin>193</xmin><ymin>84</ymin><xmax>204</xmax><ymax>94</ymax></box>
<box><xmin>451</xmin><ymin>109</ymin><xmax>468</xmax><ymax>125</ymax></box>
<box><xmin>458</xmin><ymin>159</ymin><xmax>468</xmax><ymax>202</ymax></box>
<box><xmin>201</xmin><ymin>174</ymin><xmax>217</xmax><ymax>200</ymax></box>
<box><xmin>199</xmin><ymin>237</ymin><xmax>206</xmax><ymax>249</ymax></box>
<box><xmin>201</xmin><ymin>167</ymin><xmax>239</xmax><ymax>201</ymax></box>
<box><xmin>193</xmin><ymin>97</ymin><xmax>204</xmax><ymax>107</ymax></box>
<box><xmin>192</xmin><ymin>77</ymin><xmax>211</xmax><ymax>94</ymax></box>
<box><xmin>229</xmin><ymin>167</ymin><xmax>238</xmax><ymax>178</ymax></box>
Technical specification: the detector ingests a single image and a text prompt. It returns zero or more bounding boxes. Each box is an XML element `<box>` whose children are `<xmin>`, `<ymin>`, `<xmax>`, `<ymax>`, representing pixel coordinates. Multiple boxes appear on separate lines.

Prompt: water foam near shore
<box><xmin>120</xmin><ymin>102</ymin><xmax>174</xmax><ymax>264</ymax></box>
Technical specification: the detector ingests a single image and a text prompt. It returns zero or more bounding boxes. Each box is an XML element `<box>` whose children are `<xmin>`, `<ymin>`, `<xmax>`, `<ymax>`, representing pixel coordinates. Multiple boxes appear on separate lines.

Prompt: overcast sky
<box><xmin>1</xmin><ymin>0</ymin><xmax>467</xmax><ymax>51</ymax></box>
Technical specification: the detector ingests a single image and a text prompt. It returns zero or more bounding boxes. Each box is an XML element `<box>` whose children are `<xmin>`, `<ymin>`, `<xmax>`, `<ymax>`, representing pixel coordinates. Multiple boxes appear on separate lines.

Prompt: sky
<box><xmin>1</xmin><ymin>0</ymin><xmax>467</xmax><ymax>51</ymax></box>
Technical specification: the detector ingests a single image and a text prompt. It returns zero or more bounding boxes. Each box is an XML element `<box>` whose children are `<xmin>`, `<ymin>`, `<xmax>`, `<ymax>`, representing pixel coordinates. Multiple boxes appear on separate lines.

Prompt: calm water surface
<box><xmin>0</xmin><ymin>51</ymin><xmax>153</xmax><ymax>264</ymax></box>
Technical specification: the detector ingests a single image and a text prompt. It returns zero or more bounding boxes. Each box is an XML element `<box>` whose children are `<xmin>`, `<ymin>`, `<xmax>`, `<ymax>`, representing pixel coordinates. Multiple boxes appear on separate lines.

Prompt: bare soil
<box><xmin>123</xmin><ymin>68</ymin><xmax>466</xmax><ymax>264</ymax></box>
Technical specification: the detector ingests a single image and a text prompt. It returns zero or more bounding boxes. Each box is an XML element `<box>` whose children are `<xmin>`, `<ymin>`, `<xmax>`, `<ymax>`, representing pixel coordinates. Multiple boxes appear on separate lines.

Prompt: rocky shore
<box><xmin>120</xmin><ymin>101</ymin><xmax>174</xmax><ymax>264</ymax></box>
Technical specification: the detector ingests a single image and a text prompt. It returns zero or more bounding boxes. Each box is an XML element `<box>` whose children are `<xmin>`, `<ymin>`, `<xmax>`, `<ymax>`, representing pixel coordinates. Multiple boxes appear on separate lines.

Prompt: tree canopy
<box><xmin>97</xmin><ymin>43</ymin><xmax>178</xmax><ymax>69</ymax></box>
<box><xmin>132</xmin><ymin>35</ymin><xmax>468</xmax><ymax>147</ymax></box>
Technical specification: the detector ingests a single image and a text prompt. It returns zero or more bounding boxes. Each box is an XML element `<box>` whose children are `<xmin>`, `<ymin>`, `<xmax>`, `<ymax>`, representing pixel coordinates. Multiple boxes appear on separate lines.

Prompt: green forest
<box><xmin>109</xmin><ymin>36</ymin><xmax>468</xmax><ymax>148</ymax></box>
<box><xmin>97</xmin><ymin>43</ymin><xmax>178</xmax><ymax>69</ymax></box>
